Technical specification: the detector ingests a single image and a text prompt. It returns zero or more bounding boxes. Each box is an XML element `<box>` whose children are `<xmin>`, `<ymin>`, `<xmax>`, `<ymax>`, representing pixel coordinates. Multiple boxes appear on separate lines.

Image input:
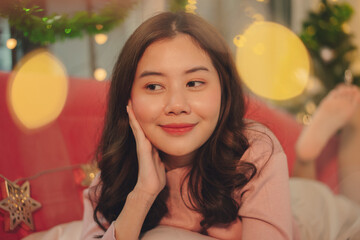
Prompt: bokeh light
<box><xmin>235</xmin><ymin>21</ymin><xmax>310</xmax><ymax>100</ymax></box>
<box><xmin>7</xmin><ymin>49</ymin><xmax>68</xmax><ymax>130</ymax></box>
<box><xmin>252</xmin><ymin>13</ymin><xmax>265</xmax><ymax>22</ymax></box>
<box><xmin>305</xmin><ymin>101</ymin><xmax>317</xmax><ymax>114</ymax></box>
<box><xmin>96</xmin><ymin>24</ymin><xmax>103</xmax><ymax>30</ymax></box>
<box><xmin>186</xmin><ymin>0</ymin><xmax>197</xmax><ymax>14</ymax></box>
<box><xmin>94</xmin><ymin>34</ymin><xmax>108</xmax><ymax>45</ymax></box>
<box><xmin>6</xmin><ymin>38</ymin><xmax>17</xmax><ymax>49</ymax></box>
<box><xmin>94</xmin><ymin>68</ymin><xmax>107</xmax><ymax>81</ymax></box>
<box><xmin>342</xmin><ymin>23</ymin><xmax>350</xmax><ymax>34</ymax></box>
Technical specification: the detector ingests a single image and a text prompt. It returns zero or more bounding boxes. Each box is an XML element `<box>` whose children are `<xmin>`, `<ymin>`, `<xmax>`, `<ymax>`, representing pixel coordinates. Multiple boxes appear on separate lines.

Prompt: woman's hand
<box><xmin>127</xmin><ymin>101</ymin><xmax>166</xmax><ymax>197</ymax></box>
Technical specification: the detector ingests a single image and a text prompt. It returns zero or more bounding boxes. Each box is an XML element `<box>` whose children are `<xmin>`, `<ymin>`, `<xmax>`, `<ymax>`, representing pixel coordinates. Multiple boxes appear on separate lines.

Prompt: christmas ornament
<box><xmin>0</xmin><ymin>180</ymin><xmax>41</xmax><ymax>231</ymax></box>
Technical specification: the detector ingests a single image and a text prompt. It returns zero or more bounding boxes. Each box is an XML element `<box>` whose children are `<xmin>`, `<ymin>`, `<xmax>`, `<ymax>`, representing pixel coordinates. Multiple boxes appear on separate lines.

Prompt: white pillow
<box><xmin>22</xmin><ymin>221</ymin><xmax>82</xmax><ymax>240</ymax></box>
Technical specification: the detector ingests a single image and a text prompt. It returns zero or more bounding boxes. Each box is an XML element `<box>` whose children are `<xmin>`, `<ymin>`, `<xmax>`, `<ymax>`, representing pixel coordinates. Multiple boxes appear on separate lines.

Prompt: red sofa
<box><xmin>0</xmin><ymin>71</ymin><xmax>339</xmax><ymax>239</ymax></box>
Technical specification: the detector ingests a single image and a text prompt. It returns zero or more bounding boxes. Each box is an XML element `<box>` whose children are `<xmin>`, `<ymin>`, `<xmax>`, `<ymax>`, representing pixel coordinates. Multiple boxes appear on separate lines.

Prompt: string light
<box><xmin>94</xmin><ymin>68</ymin><xmax>107</xmax><ymax>81</ymax></box>
<box><xmin>96</xmin><ymin>24</ymin><xmax>103</xmax><ymax>30</ymax></box>
<box><xmin>6</xmin><ymin>38</ymin><xmax>17</xmax><ymax>49</ymax></box>
<box><xmin>185</xmin><ymin>0</ymin><xmax>197</xmax><ymax>14</ymax></box>
<box><xmin>305</xmin><ymin>101</ymin><xmax>317</xmax><ymax>114</ymax></box>
<box><xmin>296</xmin><ymin>112</ymin><xmax>312</xmax><ymax>125</ymax></box>
<box><xmin>302</xmin><ymin>114</ymin><xmax>312</xmax><ymax>125</ymax></box>
<box><xmin>342</xmin><ymin>23</ymin><xmax>350</xmax><ymax>34</ymax></box>
<box><xmin>95</xmin><ymin>34</ymin><xmax>108</xmax><ymax>45</ymax></box>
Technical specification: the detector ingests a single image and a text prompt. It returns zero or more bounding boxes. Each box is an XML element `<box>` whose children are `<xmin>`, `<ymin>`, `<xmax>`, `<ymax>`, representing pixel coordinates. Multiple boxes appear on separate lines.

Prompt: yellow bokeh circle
<box><xmin>6</xmin><ymin>38</ymin><xmax>17</xmax><ymax>49</ymax></box>
<box><xmin>8</xmin><ymin>49</ymin><xmax>68</xmax><ymax>130</ymax></box>
<box><xmin>94</xmin><ymin>68</ymin><xmax>107</xmax><ymax>81</ymax></box>
<box><xmin>235</xmin><ymin>21</ymin><xmax>310</xmax><ymax>100</ymax></box>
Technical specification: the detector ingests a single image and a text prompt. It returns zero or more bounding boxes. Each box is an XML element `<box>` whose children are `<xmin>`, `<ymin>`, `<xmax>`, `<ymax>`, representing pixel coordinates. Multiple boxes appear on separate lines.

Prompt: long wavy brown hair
<box><xmin>92</xmin><ymin>11</ymin><xmax>256</xmax><ymax>234</ymax></box>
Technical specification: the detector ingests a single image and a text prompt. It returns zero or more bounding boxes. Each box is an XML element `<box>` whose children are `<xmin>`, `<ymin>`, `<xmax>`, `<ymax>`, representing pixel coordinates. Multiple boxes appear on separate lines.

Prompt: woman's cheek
<box><xmin>131</xmin><ymin>95</ymin><xmax>161</xmax><ymax>124</ymax></box>
<box><xmin>192</xmin><ymin>90</ymin><xmax>221</xmax><ymax>120</ymax></box>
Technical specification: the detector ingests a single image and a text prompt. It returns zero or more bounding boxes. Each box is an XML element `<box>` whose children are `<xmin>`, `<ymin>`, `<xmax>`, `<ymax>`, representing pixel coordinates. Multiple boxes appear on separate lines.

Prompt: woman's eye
<box><xmin>145</xmin><ymin>84</ymin><xmax>163</xmax><ymax>91</ymax></box>
<box><xmin>187</xmin><ymin>81</ymin><xmax>204</xmax><ymax>88</ymax></box>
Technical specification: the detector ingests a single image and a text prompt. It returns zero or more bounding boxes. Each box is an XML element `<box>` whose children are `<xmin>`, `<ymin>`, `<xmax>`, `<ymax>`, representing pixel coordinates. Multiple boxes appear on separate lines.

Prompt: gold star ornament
<box><xmin>0</xmin><ymin>180</ymin><xmax>41</xmax><ymax>231</ymax></box>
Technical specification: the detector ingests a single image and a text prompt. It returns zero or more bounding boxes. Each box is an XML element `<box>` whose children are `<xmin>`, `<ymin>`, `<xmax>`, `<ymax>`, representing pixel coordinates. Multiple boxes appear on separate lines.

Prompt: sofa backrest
<box><xmin>0</xmin><ymin>71</ymin><xmax>338</xmax><ymax>239</ymax></box>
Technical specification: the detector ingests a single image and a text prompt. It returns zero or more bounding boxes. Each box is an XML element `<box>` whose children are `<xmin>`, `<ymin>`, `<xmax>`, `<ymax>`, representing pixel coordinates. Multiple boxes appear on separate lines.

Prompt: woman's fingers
<box><xmin>127</xmin><ymin>100</ymin><xmax>166</xmax><ymax>194</ymax></box>
<box><xmin>152</xmin><ymin>147</ymin><xmax>166</xmax><ymax>188</ymax></box>
<box><xmin>127</xmin><ymin>101</ymin><xmax>145</xmax><ymax>144</ymax></box>
<box><xmin>127</xmin><ymin>101</ymin><xmax>153</xmax><ymax>159</ymax></box>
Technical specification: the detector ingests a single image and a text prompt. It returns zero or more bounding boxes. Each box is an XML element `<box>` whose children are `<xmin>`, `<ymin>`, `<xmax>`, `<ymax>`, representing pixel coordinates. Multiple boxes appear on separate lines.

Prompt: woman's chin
<box><xmin>158</xmin><ymin>149</ymin><xmax>196</xmax><ymax>166</ymax></box>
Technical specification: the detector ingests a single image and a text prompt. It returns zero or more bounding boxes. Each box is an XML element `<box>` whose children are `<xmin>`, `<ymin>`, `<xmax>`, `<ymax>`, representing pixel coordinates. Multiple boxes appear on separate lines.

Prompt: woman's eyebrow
<box><xmin>139</xmin><ymin>66</ymin><xmax>209</xmax><ymax>78</ymax></box>
<box><xmin>139</xmin><ymin>71</ymin><xmax>163</xmax><ymax>78</ymax></box>
<box><xmin>185</xmin><ymin>66</ymin><xmax>209</xmax><ymax>74</ymax></box>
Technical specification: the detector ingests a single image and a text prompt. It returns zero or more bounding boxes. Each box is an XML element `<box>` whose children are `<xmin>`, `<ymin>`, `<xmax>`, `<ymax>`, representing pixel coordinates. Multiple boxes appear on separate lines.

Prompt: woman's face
<box><xmin>130</xmin><ymin>34</ymin><xmax>221</xmax><ymax>165</ymax></box>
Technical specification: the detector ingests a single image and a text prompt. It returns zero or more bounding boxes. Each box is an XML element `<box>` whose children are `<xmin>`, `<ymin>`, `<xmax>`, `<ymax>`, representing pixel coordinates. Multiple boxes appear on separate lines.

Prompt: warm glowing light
<box><xmin>233</xmin><ymin>35</ymin><xmax>246</xmax><ymax>48</ymax></box>
<box><xmin>302</xmin><ymin>114</ymin><xmax>312</xmax><ymax>125</ymax></box>
<box><xmin>6</xmin><ymin>38</ymin><xmax>17</xmax><ymax>49</ymax></box>
<box><xmin>94</xmin><ymin>68</ymin><xmax>107</xmax><ymax>81</ymax></box>
<box><xmin>296</xmin><ymin>112</ymin><xmax>312</xmax><ymax>125</ymax></box>
<box><xmin>320</xmin><ymin>47</ymin><xmax>334</xmax><ymax>62</ymax></box>
<box><xmin>8</xmin><ymin>49</ymin><xmax>68</xmax><ymax>130</ymax></box>
<box><xmin>96</xmin><ymin>24</ymin><xmax>103</xmax><ymax>30</ymax></box>
<box><xmin>235</xmin><ymin>21</ymin><xmax>310</xmax><ymax>100</ymax></box>
<box><xmin>185</xmin><ymin>0</ymin><xmax>197</xmax><ymax>14</ymax></box>
<box><xmin>305</xmin><ymin>101</ymin><xmax>316</xmax><ymax>114</ymax></box>
<box><xmin>342</xmin><ymin>23</ymin><xmax>350</xmax><ymax>34</ymax></box>
<box><xmin>350</xmin><ymin>58</ymin><xmax>360</xmax><ymax>75</ymax></box>
<box><xmin>306</xmin><ymin>26</ymin><xmax>316</xmax><ymax>36</ymax></box>
<box><xmin>94</xmin><ymin>34</ymin><xmax>108</xmax><ymax>45</ymax></box>
<box><xmin>252</xmin><ymin>14</ymin><xmax>265</xmax><ymax>22</ymax></box>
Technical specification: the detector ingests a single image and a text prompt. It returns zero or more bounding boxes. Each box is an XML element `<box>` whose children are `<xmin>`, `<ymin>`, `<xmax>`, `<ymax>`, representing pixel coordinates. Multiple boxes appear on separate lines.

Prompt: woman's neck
<box><xmin>160</xmin><ymin>151</ymin><xmax>195</xmax><ymax>171</ymax></box>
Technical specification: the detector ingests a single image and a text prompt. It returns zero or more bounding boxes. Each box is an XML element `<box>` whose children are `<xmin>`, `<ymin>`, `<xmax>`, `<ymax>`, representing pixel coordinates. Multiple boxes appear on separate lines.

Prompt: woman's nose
<box><xmin>164</xmin><ymin>89</ymin><xmax>191</xmax><ymax>115</ymax></box>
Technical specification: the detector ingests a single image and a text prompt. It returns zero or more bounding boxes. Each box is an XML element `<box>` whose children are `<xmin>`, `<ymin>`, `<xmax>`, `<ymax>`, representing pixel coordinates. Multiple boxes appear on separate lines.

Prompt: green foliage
<box><xmin>0</xmin><ymin>0</ymin><xmax>188</xmax><ymax>45</ymax></box>
<box><xmin>169</xmin><ymin>0</ymin><xmax>188</xmax><ymax>12</ymax></box>
<box><xmin>299</xmin><ymin>0</ymin><xmax>359</xmax><ymax>92</ymax></box>
<box><xmin>0</xmin><ymin>0</ymin><xmax>137</xmax><ymax>45</ymax></box>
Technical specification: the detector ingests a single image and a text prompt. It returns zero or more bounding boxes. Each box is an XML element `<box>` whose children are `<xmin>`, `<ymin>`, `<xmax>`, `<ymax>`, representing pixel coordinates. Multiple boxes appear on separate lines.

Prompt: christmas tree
<box><xmin>300</xmin><ymin>0</ymin><xmax>359</xmax><ymax>93</ymax></box>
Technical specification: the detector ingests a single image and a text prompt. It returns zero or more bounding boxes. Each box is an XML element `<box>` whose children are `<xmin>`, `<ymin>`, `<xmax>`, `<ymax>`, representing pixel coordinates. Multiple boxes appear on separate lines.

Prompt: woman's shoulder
<box><xmin>241</xmin><ymin>119</ymin><xmax>285</xmax><ymax>167</ymax></box>
<box><xmin>243</xmin><ymin>119</ymin><xmax>281</xmax><ymax>147</ymax></box>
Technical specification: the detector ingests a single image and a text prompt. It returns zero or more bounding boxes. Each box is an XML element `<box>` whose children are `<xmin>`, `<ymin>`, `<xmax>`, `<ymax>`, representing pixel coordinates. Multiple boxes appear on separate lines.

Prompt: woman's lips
<box><xmin>160</xmin><ymin>123</ymin><xmax>196</xmax><ymax>135</ymax></box>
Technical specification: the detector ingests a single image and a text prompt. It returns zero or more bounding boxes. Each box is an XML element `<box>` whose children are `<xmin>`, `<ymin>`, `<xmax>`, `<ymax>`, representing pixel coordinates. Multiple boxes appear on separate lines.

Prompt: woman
<box><xmin>81</xmin><ymin>11</ymin><xmax>360</xmax><ymax>240</ymax></box>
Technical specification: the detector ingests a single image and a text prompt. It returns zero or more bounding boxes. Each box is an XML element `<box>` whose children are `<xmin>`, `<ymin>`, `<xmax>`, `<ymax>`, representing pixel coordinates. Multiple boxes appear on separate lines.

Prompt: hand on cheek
<box><xmin>127</xmin><ymin>101</ymin><xmax>166</xmax><ymax>197</ymax></box>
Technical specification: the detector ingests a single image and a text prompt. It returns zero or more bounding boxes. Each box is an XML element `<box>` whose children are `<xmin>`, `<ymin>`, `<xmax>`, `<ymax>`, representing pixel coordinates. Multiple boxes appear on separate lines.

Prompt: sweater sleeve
<box><xmin>80</xmin><ymin>174</ymin><xmax>116</xmax><ymax>240</ymax></box>
<box><xmin>237</xmin><ymin>123</ymin><xmax>293</xmax><ymax>240</ymax></box>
